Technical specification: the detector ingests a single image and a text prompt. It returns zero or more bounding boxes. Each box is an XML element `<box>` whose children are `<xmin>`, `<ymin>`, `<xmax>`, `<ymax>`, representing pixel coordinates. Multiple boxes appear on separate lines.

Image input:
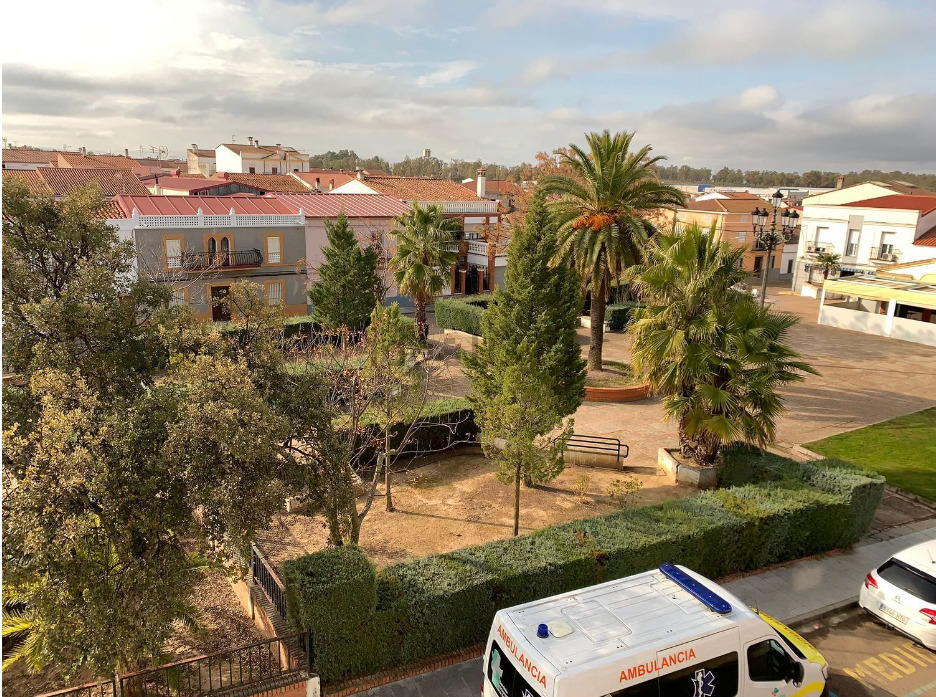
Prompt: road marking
<box><xmin>842</xmin><ymin>642</ymin><xmax>936</xmax><ymax>689</ymax></box>
<box><xmin>903</xmin><ymin>677</ymin><xmax>936</xmax><ymax>696</ymax></box>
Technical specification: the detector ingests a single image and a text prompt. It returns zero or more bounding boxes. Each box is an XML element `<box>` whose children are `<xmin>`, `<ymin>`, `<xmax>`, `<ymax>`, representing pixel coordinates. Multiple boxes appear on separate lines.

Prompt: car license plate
<box><xmin>879</xmin><ymin>603</ymin><xmax>909</xmax><ymax>624</ymax></box>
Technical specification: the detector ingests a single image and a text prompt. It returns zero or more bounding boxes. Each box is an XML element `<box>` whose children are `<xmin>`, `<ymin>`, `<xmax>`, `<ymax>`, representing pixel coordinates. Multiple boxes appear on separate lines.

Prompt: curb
<box><xmin>787</xmin><ymin>599</ymin><xmax>859</xmax><ymax>629</ymax></box>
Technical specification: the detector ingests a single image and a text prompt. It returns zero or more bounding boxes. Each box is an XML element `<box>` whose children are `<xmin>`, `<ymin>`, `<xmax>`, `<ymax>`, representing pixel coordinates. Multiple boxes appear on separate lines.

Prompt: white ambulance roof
<box><xmin>496</xmin><ymin>565</ymin><xmax>759</xmax><ymax>673</ymax></box>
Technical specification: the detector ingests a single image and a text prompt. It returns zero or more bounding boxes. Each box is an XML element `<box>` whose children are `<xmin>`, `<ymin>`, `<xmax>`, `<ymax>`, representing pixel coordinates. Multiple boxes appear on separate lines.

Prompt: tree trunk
<box><xmin>678</xmin><ymin>416</ymin><xmax>720</xmax><ymax>466</ymax></box>
<box><xmin>384</xmin><ymin>431</ymin><xmax>394</xmax><ymax>512</ymax></box>
<box><xmin>513</xmin><ymin>462</ymin><xmax>521</xmax><ymax>537</ymax></box>
<box><xmin>488</xmin><ymin>251</ymin><xmax>495</xmax><ymax>292</ymax></box>
<box><xmin>588</xmin><ymin>277</ymin><xmax>607</xmax><ymax>371</ymax></box>
<box><xmin>415</xmin><ymin>297</ymin><xmax>428</xmax><ymax>344</ymax></box>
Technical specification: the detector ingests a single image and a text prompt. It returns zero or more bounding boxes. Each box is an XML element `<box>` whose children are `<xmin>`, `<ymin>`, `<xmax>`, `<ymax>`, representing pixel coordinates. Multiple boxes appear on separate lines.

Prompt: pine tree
<box><xmin>463</xmin><ymin>193</ymin><xmax>586</xmax><ymax>535</ymax></box>
<box><xmin>309</xmin><ymin>213</ymin><xmax>381</xmax><ymax>331</ymax></box>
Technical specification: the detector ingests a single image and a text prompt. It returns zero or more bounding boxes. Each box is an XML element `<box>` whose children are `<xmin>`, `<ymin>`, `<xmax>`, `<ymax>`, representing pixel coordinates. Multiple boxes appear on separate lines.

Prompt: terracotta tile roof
<box><xmin>914</xmin><ymin>227</ymin><xmax>936</xmax><ymax>247</ymax></box>
<box><xmin>40</xmin><ymin>167</ymin><xmax>150</xmax><ymax>197</ymax></box>
<box><xmin>212</xmin><ymin>172</ymin><xmax>311</xmax><ymax>193</ymax></box>
<box><xmin>112</xmin><ymin>195</ymin><xmax>301</xmax><ymax>217</ymax></box>
<box><xmin>219</xmin><ymin>143</ymin><xmax>307</xmax><ymax>157</ymax></box>
<box><xmin>85</xmin><ymin>154</ymin><xmax>152</xmax><ymax>175</ymax></box>
<box><xmin>272</xmin><ymin>193</ymin><xmax>410</xmax><ymax>218</ymax></box>
<box><xmin>844</xmin><ymin>195</ymin><xmax>936</xmax><ymax>216</ymax></box>
<box><xmin>57</xmin><ymin>152</ymin><xmax>112</xmax><ymax>169</ymax></box>
<box><xmin>292</xmin><ymin>171</ymin><xmax>354</xmax><ymax>189</ymax></box>
<box><xmin>152</xmin><ymin>176</ymin><xmax>264</xmax><ymax>194</ymax></box>
<box><xmin>187</xmin><ymin>149</ymin><xmax>216</xmax><ymax>158</ymax></box>
<box><xmin>686</xmin><ymin>199</ymin><xmax>775</xmax><ymax>215</ymax></box>
<box><xmin>3</xmin><ymin>169</ymin><xmax>53</xmax><ymax>195</ymax></box>
<box><xmin>2</xmin><ymin>148</ymin><xmax>70</xmax><ymax>164</ymax></box>
<box><xmin>880</xmin><ymin>182</ymin><xmax>936</xmax><ymax>196</ymax></box>
<box><xmin>99</xmin><ymin>199</ymin><xmax>126</xmax><ymax>220</ymax></box>
<box><xmin>357</xmin><ymin>175</ymin><xmax>485</xmax><ymax>202</ymax></box>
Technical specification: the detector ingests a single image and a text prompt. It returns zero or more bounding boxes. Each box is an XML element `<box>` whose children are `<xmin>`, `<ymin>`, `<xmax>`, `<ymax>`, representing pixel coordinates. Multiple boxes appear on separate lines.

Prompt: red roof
<box><xmin>212</xmin><ymin>172</ymin><xmax>311</xmax><ymax>192</ymax></box>
<box><xmin>2</xmin><ymin>148</ymin><xmax>72</xmax><ymax>164</ymax></box>
<box><xmin>914</xmin><ymin>227</ymin><xmax>936</xmax><ymax>247</ymax></box>
<box><xmin>112</xmin><ymin>195</ymin><xmax>301</xmax><ymax>217</ymax></box>
<box><xmin>272</xmin><ymin>193</ymin><xmax>410</xmax><ymax>218</ymax></box>
<box><xmin>292</xmin><ymin>171</ymin><xmax>355</xmax><ymax>189</ymax></box>
<box><xmin>3</xmin><ymin>169</ymin><xmax>53</xmax><ymax>195</ymax></box>
<box><xmin>36</xmin><ymin>167</ymin><xmax>150</xmax><ymax>196</ymax></box>
<box><xmin>152</xmin><ymin>177</ymin><xmax>264</xmax><ymax>194</ymax></box>
<box><xmin>355</xmin><ymin>175</ymin><xmax>485</xmax><ymax>202</ymax></box>
<box><xmin>844</xmin><ymin>195</ymin><xmax>936</xmax><ymax>216</ymax></box>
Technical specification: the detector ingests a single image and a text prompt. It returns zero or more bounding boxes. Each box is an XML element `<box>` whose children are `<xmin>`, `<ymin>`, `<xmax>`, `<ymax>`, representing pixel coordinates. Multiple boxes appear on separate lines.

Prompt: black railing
<box><xmin>566</xmin><ymin>434</ymin><xmax>629</xmax><ymax>460</ymax></box>
<box><xmin>251</xmin><ymin>543</ymin><xmax>287</xmax><ymax>621</ymax></box>
<box><xmin>170</xmin><ymin>250</ymin><xmax>263</xmax><ymax>271</ymax></box>
<box><xmin>37</xmin><ymin>680</ymin><xmax>116</xmax><ymax>697</ymax></box>
<box><xmin>118</xmin><ymin>633</ymin><xmax>309</xmax><ymax>697</ymax></box>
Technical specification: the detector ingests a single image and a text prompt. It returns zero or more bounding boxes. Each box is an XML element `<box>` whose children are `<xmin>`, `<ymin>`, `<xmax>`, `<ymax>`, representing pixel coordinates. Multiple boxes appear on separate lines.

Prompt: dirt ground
<box><xmin>256</xmin><ymin>452</ymin><xmax>697</xmax><ymax>570</ymax></box>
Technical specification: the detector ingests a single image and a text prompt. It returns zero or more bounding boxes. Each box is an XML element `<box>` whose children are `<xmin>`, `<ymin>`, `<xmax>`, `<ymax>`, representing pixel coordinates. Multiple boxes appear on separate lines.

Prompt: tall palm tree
<box><xmin>539</xmin><ymin>130</ymin><xmax>685</xmax><ymax>371</ymax></box>
<box><xmin>389</xmin><ymin>203</ymin><xmax>460</xmax><ymax>343</ymax></box>
<box><xmin>629</xmin><ymin>223</ymin><xmax>817</xmax><ymax>465</ymax></box>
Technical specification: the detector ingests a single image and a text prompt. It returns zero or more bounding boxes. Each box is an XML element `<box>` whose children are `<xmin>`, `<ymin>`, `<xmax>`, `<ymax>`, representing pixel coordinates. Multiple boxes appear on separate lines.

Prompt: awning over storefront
<box><xmin>823</xmin><ymin>275</ymin><xmax>936</xmax><ymax>310</ymax></box>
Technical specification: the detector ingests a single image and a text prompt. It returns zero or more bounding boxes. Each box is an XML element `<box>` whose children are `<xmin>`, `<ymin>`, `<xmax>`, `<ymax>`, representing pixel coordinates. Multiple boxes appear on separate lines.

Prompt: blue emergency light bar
<box><xmin>659</xmin><ymin>563</ymin><xmax>733</xmax><ymax>614</ymax></box>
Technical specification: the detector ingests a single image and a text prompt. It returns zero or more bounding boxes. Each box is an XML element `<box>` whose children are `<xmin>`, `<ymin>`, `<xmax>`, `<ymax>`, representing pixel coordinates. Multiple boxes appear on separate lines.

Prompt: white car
<box><xmin>859</xmin><ymin>539</ymin><xmax>936</xmax><ymax>650</ymax></box>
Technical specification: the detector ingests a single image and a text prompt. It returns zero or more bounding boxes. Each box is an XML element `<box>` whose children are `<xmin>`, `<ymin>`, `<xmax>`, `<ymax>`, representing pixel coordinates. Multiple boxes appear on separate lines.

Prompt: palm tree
<box><xmin>539</xmin><ymin>130</ymin><xmax>685</xmax><ymax>371</ymax></box>
<box><xmin>2</xmin><ymin>585</ymin><xmax>44</xmax><ymax>673</ymax></box>
<box><xmin>629</xmin><ymin>223</ymin><xmax>817</xmax><ymax>466</ymax></box>
<box><xmin>815</xmin><ymin>252</ymin><xmax>841</xmax><ymax>281</ymax></box>
<box><xmin>389</xmin><ymin>203</ymin><xmax>460</xmax><ymax>343</ymax></box>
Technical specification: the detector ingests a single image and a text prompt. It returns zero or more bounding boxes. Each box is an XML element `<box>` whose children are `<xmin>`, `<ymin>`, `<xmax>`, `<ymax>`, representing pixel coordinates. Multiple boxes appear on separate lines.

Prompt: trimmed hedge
<box><xmin>435</xmin><ymin>298</ymin><xmax>486</xmax><ymax>336</ymax></box>
<box><xmin>284</xmin><ymin>453</ymin><xmax>884</xmax><ymax>683</ymax></box>
<box><xmin>606</xmin><ymin>301</ymin><xmax>644</xmax><ymax>331</ymax></box>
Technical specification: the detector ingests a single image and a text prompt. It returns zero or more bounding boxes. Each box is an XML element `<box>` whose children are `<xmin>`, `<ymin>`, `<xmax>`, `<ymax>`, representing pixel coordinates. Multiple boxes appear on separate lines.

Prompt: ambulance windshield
<box><xmin>487</xmin><ymin>640</ymin><xmax>540</xmax><ymax>697</ymax></box>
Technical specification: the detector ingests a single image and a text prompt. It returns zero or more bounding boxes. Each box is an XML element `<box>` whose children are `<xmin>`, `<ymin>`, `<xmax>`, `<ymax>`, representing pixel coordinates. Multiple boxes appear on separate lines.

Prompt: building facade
<box><xmin>187</xmin><ymin>146</ymin><xmax>217</xmax><ymax>176</ymax></box>
<box><xmin>215</xmin><ymin>140</ymin><xmax>311</xmax><ymax>174</ymax></box>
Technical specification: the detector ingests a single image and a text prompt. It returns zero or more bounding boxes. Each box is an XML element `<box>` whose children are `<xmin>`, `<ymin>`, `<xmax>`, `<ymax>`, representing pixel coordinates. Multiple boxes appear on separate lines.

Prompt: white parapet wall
<box><xmin>818</xmin><ymin>303</ymin><xmax>936</xmax><ymax>346</ymax></box>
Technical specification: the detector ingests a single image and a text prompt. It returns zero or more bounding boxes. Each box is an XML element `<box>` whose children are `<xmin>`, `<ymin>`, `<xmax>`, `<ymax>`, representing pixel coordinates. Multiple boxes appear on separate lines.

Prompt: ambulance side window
<box><xmin>487</xmin><ymin>640</ymin><xmax>538</xmax><ymax>697</ymax></box>
<box><xmin>747</xmin><ymin>640</ymin><xmax>790</xmax><ymax>682</ymax></box>
<box><xmin>657</xmin><ymin>652</ymin><xmax>739</xmax><ymax>697</ymax></box>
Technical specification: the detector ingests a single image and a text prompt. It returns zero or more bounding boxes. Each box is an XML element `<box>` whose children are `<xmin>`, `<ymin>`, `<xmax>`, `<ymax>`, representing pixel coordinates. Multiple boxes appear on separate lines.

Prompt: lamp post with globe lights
<box><xmin>751</xmin><ymin>190</ymin><xmax>799</xmax><ymax>307</ymax></box>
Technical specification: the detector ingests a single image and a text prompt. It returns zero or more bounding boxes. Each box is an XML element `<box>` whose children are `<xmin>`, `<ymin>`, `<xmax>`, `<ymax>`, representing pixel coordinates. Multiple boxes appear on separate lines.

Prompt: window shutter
<box><xmin>165</xmin><ymin>238</ymin><xmax>182</xmax><ymax>268</ymax></box>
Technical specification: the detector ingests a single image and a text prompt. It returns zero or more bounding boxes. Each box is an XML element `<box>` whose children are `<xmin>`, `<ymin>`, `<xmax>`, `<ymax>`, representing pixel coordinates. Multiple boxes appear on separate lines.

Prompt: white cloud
<box><xmin>738</xmin><ymin>86</ymin><xmax>782</xmax><ymax>112</ymax></box>
<box><xmin>416</xmin><ymin>61</ymin><xmax>477</xmax><ymax>87</ymax></box>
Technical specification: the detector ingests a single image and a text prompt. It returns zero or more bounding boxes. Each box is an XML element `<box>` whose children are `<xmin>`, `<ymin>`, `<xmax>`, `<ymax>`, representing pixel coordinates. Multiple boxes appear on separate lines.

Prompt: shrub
<box><xmin>606</xmin><ymin>301</ymin><xmax>643</xmax><ymax>331</ymax></box>
<box><xmin>284</xmin><ymin>454</ymin><xmax>883</xmax><ymax>683</ymax></box>
<box><xmin>435</xmin><ymin>298</ymin><xmax>485</xmax><ymax>335</ymax></box>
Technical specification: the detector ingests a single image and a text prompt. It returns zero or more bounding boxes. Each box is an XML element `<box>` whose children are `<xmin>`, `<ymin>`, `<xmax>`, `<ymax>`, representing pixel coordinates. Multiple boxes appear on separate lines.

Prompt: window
<box><xmin>164</xmin><ymin>236</ymin><xmax>183</xmax><ymax>269</ymax></box>
<box><xmin>249</xmin><ymin>166</ymin><xmax>256</xmax><ymax>174</ymax></box>
<box><xmin>846</xmin><ymin>229</ymin><xmax>860</xmax><ymax>257</ymax></box>
<box><xmin>294</xmin><ymin>168</ymin><xmax>299</xmax><ymax>173</ymax></box>
<box><xmin>787</xmin><ymin>259</ymin><xmax>794</xmax><ymax>274</ymax></box>
<box><xmin>737</xmin><ymin>230</ymin><xmax>747</xmax><ymax>243</ymax></box>
<box><xmin>486</xmin><ymin>640</ymin><xmax>538</xmax><ymax>697</ymax></box>
<box><xmin>266</xmin><ymin>235</ymin><xmax>282</xmax><ymax>264</ymax></box>
<box><xmin>266</xmin><ymin>281</ymin><xmax>284</xmax><ymax>306</ymax></box>
<box><xmin>171</xmin><ymin>288</ymin><xmax>187</xmax><ymax>306</ymax></box>
<box><xmin>271</xmin><ymin>167</ymin><xmax>278</xmax><ymax>175</ymax></box>
<box><xmin>879</xmin><ymin>231</ymin><xmax>896</xmax><ymax>257</ymax></box>
<box><xmin>747</xmin><ymin>640</ymin><xmax>791</xmax><ymax>683</ymax></box>
<box><xmin>877</xmin><ymin>559</ymin><xmax>936</xmax><ymax>602</ymax></box>
<box><xmin>658</xmin><ymin>651</ymin><xmax>738</xmax><ymax>697</ymax></box>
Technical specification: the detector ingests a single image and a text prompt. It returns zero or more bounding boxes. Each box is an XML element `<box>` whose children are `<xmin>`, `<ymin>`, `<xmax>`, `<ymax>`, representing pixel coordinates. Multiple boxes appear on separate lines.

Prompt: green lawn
<box><xmin>805</xmin><ymin>407</ymin><xmax>936</xmax><ymax>501</ymax></box>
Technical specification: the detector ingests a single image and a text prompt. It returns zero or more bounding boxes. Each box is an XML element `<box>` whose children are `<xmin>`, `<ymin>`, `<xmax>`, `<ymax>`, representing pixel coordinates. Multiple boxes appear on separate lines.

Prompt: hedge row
<box><xmin>283</xmin><ymin>454</ymin><xmax>884</xmax><ymax>683</ymax></box>
<box><xmin>606</xmin><ymin>301</ymin><xmax>644</xmax><ymax>331</ymax></box>
<box><xmin>434</xmin><ymin>298</ymin><xmax>487</xmax><ymax>336</ymax></box>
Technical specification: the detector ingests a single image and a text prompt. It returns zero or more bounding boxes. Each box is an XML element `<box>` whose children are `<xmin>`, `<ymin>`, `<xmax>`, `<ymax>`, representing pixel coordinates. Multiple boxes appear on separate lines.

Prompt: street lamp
<box><xmin>751</xmin><ymin>190</ymin><xmax>799</xmax><ymax>307</ymax></box>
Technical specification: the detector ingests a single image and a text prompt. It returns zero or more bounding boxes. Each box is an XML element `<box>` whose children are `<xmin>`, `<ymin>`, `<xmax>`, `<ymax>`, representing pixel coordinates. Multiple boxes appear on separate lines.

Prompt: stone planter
<box><xmin>584</xmin><ymin>383</ymin><xmax>651</xmax><ymax>403</ymax></box>
<box><xmin>658</xmin><ymin>448</ymin><xmax>717</xmax><ymax>489</ymax></box>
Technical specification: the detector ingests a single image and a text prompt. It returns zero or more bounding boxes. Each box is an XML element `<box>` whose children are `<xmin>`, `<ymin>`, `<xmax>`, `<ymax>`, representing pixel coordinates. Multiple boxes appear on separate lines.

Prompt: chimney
<box><xmin>356</xmin><ymin>170</ymin><xmax>364</xmax><ymax>181</ymax></box>
<box><xmin>315</xmin><ymin>177</ymin><xmax>321</xmax><ymax>190</ymax></box>
<box><xmin>81</xmin><ymin>146</ymin><xmax>87</xmax><ymax>155</ymax></box>
<box><xmin>276</xmin><ymin>143</ymin><xmax>281</xmax><ymax>147</ymax></box>
<box><xmin>835</xmin><ymin>175</ymin><xmax>845</xmax><ymax>190</ymax></box>
<box><xmin>476</xmin><ymin>167</ymin><xmax>487</xmax><ymax>198</ymax></box>
<box><xmin>247</xmin><ymin>136</ymin><xmax>254</xmax><ymax>146</ymax></box>
<box><xmin>219</xmin><ymin>171</ymin><xmax>229</xmax><ymax>180</ymax></box>
<box><xmin>124</xmin><ymin>148</ymin><xmax>129</xmax><ymax>157</ymax></box>
<box><xmin>191</xmin><ymin>143</ymin><xmax>198</xmax><ymax>151</ymax></box>
<box><xmin>254</xmin><ymin>138</ymin><xmax>259</xmax><ymax>147</ymax></box>
<box><xmin>173</xmin><ymin>169</ymin><xmax>181</xmax><ymax>177</ymax></box>
<box><xmin>329</xmin><ymin>179</ymin><xmax>334</xmax><ymax>191</ymax></box>
<box><xmin>422</xmin><ymin>148</ymin><xmax>431</xmax><ymax>158</ymax></box>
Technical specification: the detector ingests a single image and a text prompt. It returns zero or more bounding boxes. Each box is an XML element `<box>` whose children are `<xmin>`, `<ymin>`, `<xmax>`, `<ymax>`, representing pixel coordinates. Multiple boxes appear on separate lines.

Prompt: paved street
<box><xmin>803</xmin><ymin>612</ymin><xmax>936</xmax><ymax>696</ymax></box>
<box><xmin>355</xmin><ymin>522</ymin><xmax>936</xmax><ymax>696</ymax></box>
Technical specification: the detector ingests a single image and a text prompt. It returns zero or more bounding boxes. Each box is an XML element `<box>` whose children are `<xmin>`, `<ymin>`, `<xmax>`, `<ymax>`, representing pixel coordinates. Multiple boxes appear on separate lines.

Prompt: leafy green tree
<box><xmin>464</xmin><ymin>193</ymin><xmax>586</xmax><ymax>535</ymax></box>
<box><xmin>629</xmin><ymin>223</ymin><xmax>817</xmax><ymax>466</ymax></box>
<box><xmin>815</xmin><ymin>252</ymin><xmax>841</xmax><ymax>280</ymax></box>
<box><xmin>539</xmin><ymin>130</ymin><xmax>685</xmax><ymax>371</ymax></box>
<box><xmin>309</xmin><ymin>213</ymin><xmax>382</xmax><ymax>331</ymax></box>
<box><xmin>389</xmin><ymin>203</ymin><xmax>460</xmax><ymax>343</ymax></box>
<box><xmin>364</xmin><ymin>303</ymin><xmax>423</xmax><ymax>511</ymax></box>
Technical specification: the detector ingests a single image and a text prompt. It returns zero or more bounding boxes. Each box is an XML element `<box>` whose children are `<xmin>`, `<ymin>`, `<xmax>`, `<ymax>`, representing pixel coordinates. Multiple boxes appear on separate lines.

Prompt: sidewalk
<box><xmin>351</xmin><ymin>520</ymin><xmax>936</xmax><ymax>697</ymax></box>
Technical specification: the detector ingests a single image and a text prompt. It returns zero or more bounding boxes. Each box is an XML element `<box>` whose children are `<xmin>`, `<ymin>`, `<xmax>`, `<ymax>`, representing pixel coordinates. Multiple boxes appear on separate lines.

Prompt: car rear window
<box><xmin>877</xmin><ymin>559</ymin><xmax>936</xmax><ymax>603</ymax></box>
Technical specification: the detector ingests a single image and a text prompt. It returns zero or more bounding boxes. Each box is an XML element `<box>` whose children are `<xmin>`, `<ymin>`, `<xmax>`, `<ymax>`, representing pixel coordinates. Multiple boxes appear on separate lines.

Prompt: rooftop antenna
<box><xmin>146</xmin><ymin>145</ymin><xmax>169</xmax><ymax>168</ymax></box>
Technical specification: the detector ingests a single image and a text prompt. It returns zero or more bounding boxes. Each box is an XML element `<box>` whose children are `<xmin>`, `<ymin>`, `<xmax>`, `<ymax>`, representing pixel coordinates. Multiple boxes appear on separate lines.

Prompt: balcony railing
<box><xmin>869</xmin><ymin>247</ymin><xmax>901</xmax><ymax>262</ymax></box>
<box><xmin>168</xmin><ymin>249</ymin><xmax>263</xmax><ymax>270</ymax></box>
<box><xmin>806</xmin><ymin>242</ymin><xmax>835</xmax><ymax>254</ymax></box>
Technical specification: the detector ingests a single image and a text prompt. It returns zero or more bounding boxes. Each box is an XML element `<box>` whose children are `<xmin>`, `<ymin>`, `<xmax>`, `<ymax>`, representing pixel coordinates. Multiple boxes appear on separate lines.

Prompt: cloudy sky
<box><xmin>4</xmin><ymin>0</ymin><xmax>936</xmax><ymax>172</ymax></box>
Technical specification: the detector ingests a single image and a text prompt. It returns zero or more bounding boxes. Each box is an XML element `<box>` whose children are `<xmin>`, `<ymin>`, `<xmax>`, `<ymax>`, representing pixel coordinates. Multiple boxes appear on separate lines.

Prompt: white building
<box><xmin>215</xmin><ymin>139</ymin><xmax>310</xmax><ymax>175</ymax></box>
<box><xmin>791</xmin><ymin>192</ymin><xmax>936</xmax><ymax>293</ymax></box>
<box><xmin>186</xmin><ymin>145</ymin><xmax>216</xmax><ymax>176</ymax></box>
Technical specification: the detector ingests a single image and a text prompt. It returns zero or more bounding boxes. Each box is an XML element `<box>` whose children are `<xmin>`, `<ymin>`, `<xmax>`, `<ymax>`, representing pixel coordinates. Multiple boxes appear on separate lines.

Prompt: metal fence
<box><xmin>36</xmin><ymin>680</ymin><xmax>116</xmax><ymax>697</ymax></box>
<box><xmin>250</xmin><ymin>543</ymin><xmax>287</xmax><ymax>621</ymax></box>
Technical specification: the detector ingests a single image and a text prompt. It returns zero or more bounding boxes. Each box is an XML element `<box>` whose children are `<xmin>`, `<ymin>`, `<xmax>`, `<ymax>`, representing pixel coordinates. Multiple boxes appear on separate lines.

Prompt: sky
<box><xmin>3</xmin><ymin>0</ymin><xmax>936</xmax><ymax>172</ymax></box>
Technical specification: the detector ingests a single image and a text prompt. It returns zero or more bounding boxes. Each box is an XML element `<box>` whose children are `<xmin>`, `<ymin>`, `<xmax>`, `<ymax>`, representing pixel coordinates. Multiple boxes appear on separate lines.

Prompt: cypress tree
<box><xmin>309</xmin><ymin>213</ymin><xmax>381</xmax><ymax>331</ymax></box>
<box><xmin>463</xmin><ymin>192</ymin><xmax>586</xmax><ymax>535</ymax></box>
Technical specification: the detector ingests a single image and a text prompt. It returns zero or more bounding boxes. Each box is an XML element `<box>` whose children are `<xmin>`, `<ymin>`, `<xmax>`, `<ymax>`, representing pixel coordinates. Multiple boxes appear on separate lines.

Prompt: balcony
<box><xmin>805</xmin><ymin>242</ymin><xmax>835</xmax><ymax>255</ymax></box>
<box><xmin>869</xmin><ymin>247</ymin><xmax>901</xmax><ymax>263</ymax></box>
<box><xmin>168</xmin><ymin>249</ymin><xmax>263</xmax><ymax>271</ymax></box>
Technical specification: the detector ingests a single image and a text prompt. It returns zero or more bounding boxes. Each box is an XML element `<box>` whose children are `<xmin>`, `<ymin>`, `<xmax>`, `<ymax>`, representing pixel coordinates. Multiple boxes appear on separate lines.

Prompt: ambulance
<box><xmin>483</xmin><ymin>564</ymin><xmax>829</xmax><ymax>697</ymax></box>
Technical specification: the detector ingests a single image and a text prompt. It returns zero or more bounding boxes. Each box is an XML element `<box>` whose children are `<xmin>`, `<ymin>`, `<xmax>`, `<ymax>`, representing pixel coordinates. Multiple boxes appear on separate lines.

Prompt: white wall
<box><xmin>2</xmin><ymin>162</ymin><xmax>42</xmax><ymax>170</ymax></box>
<box><xmin>802</xmin><ymin>183</ymin><xmax>894</xmax><ymax>206</ymax></box>
<box><xmin>215</xmin><ymin>146</ymin><xmax>243</xmax><ymax>174</ymax></box>
<box><xmin>818</xmin><ymin>301</ymin><xmax>936</xmax><ymax>347</ymax></box>
<box><xmin>331</xmin><ymin>180</ymin><xmax>378</xmax><ymax>194</ymax></box>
